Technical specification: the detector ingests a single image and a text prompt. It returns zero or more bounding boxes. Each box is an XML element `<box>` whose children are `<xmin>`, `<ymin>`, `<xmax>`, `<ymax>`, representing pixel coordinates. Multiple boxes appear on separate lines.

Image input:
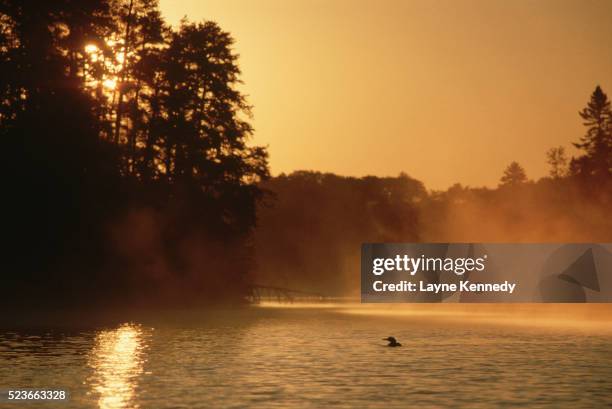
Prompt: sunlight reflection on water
<box><xmin>1</xmin><ymin>305</ymin><xmax>611</xmax><ymax>408</ymax></box>
<box><xmin>87</xmin><ymin>323</ymin><xmax>148</xmax><ymax>409</ymax></box>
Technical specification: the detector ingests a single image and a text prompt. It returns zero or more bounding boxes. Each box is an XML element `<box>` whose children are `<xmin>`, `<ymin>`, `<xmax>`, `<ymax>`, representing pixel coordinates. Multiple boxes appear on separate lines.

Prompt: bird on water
<box><xmin>383</xmin><ymin>336</ymin><xmax>402</xmax><ymax>347</ymax></box>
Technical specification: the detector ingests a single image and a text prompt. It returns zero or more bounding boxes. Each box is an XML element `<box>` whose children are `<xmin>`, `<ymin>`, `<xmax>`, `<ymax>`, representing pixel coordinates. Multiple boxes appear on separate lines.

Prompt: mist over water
<box><xmin>253</xmin><ymin>173</ymin><xmax>612</xmax><ymax>297</ymax></box>
<box><xmin>2</xmin><ymin>304</ymin><xmax>611</xmax><ymax>408</ymax></box>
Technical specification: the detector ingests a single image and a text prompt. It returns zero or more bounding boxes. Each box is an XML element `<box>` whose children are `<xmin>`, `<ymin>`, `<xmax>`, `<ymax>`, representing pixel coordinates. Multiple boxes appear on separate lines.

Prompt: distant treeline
<box><xmin>254</xmin><ymin>87</ymin><xmax>612</xmax><ymax>295</ymax></box>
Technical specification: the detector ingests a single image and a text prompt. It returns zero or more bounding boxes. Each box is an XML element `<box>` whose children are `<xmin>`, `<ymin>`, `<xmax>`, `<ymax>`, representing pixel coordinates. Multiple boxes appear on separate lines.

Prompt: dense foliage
<box><xmin>0</xmin><ymin>0</ymin><xmax>268</xmax><ymax>306</ymax></box>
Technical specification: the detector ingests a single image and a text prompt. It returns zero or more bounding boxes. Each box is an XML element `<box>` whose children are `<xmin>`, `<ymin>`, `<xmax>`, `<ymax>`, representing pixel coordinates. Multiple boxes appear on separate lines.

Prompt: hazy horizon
<box><xmin>160</xmin><ymin>0</ymin><xmax>612</xmax><ymax>189</ymax></box>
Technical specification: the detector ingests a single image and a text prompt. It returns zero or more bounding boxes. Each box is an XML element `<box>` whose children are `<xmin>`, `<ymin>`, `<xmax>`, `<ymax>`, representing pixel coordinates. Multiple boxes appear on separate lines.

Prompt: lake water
<box><xmin>1</xmin><ymin>304</ymin><xmax>611</xmax><ymax>408</ymax></box>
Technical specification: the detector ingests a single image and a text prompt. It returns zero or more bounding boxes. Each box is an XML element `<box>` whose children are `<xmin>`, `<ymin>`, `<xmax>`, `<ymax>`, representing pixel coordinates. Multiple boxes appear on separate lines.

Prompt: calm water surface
<box><xmin>1</xmin><ymin>304</ymin><xmax>611</xmax><ymax>408</ymax></box>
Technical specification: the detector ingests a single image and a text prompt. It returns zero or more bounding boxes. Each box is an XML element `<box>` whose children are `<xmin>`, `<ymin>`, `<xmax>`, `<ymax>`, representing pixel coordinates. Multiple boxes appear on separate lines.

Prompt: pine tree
<box><xmin>499</xmin><ymin>162</ymin><xmax>528</xmax><ymax>187</ymax></box>
<box><xmin>571</xmin><ymin>86</ymin><xmax>612</xmax><ymax>179</ymax></box>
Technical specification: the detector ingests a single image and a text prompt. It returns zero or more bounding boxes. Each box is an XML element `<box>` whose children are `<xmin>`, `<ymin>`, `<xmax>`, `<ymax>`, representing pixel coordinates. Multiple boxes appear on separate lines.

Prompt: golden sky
<box><xmin>160</xmin><ymin>0</ymin><xmax>612</xmax><ymax>189</ymax></box>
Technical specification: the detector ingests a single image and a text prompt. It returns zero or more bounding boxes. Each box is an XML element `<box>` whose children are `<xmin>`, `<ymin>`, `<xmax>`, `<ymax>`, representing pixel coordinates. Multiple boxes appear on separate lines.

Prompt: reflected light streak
<box><xmin>88</xmin><ymin>323</ymin><xmax>147</xmax><ymax>409</ymax></box>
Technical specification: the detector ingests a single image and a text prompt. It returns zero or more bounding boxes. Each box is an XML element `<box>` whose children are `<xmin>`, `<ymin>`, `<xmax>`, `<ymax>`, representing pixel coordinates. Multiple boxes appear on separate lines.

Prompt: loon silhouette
<box><xmin>383</xmin><ymin>336</ymin><xmax>402</xmax><ymax>347</ymax></box>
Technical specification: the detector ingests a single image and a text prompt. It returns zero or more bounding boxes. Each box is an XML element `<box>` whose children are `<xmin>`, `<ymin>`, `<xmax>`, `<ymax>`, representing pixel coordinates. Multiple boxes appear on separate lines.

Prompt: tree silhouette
<box><xmin>0</xmin><ymin>0</ymin><xmax>609</xmax><ymax>306</ymax></box>
<box><xmin>0</xmin><ymin>0</ymin><xmax>269</xmax><ymax>306</ymax></box>
<box><xmin>499</xmin><ymin>162</ymin><xmax>528</xmax><ymax>187</ymax></box>
<box><xmin>546</xmin><ymin>146</ymin><xmax>568</xmax><ymax>179</ymax></box>
<box><xmin>571</xmin><ymin>86</ymin><xmax>612</xmax><ymax>180</ymax></box>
